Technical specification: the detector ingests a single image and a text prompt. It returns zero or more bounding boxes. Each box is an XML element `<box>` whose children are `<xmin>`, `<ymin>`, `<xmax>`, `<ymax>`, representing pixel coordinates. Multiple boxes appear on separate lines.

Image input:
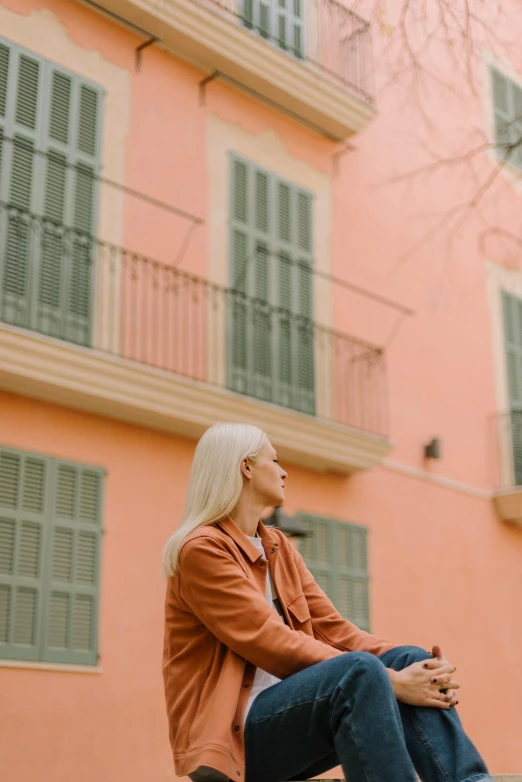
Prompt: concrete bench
<box><xmin>299</xmin><ymin>776</ymin><xmax>522</xmax><ymax>781</ymax></box>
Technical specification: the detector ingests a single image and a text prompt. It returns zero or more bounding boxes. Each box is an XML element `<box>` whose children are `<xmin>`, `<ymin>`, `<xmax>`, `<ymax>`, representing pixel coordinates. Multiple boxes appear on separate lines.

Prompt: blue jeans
<box><xmin>245</xmin><ymin>646</ymin><xmax>492</xmax><ymax>782</ymax></box>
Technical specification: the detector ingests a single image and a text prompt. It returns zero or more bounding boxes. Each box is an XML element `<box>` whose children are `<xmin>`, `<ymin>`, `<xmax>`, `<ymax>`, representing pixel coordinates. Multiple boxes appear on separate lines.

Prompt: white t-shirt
<box><xmin>243</xmin><ymin>534</ymin><xmax>283</xmax><ymax>724</ymax></box>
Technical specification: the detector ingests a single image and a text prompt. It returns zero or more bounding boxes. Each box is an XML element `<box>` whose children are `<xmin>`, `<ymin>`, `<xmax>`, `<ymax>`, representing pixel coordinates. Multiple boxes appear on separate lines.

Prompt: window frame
<box><xmin>501</xmin><ymin>290</ymin><xmax>522</xmax><ymax>485</ymax></box>
<box><xmin>240</xmin><ymin>0</ymin><xmax>306</xmax><ymax>60</ymax></box>
<box><xmin>0</xmin><ymin>35</ymin><xmax>104</xmax><ymax>346</ymax></box>
<box><xmin>227</xmin><ymin>152</ymin><xmax>316</xmax><ymax>414</ymax></box>
<box><xmin>0</xmin><ymin>444</ymin><xmax>105</xmax><ymax>666</ymax></box>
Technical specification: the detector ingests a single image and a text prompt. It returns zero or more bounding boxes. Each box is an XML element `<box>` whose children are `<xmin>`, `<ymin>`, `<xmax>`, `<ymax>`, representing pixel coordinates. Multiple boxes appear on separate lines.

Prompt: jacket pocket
<box><xmin>286</xmin><ymin>593</ymin><xmax>312</xmax><ymax>629</ymax></box>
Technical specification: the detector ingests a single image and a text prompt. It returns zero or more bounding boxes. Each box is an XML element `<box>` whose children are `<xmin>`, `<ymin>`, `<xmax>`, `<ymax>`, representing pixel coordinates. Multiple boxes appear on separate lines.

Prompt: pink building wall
<box><xmin>1</xmin><ymin>0</ymin><xmax>522</xmax><ymax>778</ymax></box>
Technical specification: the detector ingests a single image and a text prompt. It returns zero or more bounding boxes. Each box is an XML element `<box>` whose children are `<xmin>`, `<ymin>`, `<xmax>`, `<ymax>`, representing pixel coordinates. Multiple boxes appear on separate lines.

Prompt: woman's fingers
<box><xmin>429</xmin><ymin>690</ymin><xmax>459</xmax><ymax>707</ymax></box>
<box><xmin>436</xmin><ymin>688</ymin><xmax>460</xmax><ymax>705</ymax></box>
<box><xmin>430</xmin><ymin>669</ymin><xmax>457</xmax><ymax>685</ymax></box>
<box><xmin>426</xmin><ymin>697</ymin><xmax>451</xmax><ymax>709</ymax></box>
<box><xmin>423</xmin><ymin>658</ymin><xmax>446</xmax><ymax>669</ymax></box>
<box><xmin>423</xmin><ymin>659</ymin><xmax>456</xmax><ymax>672</ymax></box>
<box><xmin>439</xmin><ymin>680</ymin><xmax>460</xmax><ymax>691</ymax></box>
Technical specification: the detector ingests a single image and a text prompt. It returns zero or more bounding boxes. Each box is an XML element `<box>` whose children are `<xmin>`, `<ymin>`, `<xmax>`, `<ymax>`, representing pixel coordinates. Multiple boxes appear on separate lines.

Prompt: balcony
<box><xmin>491</xmin><ymin>409</ymin><xmax>522</xmax><ymax>526</ymax></box>
<box><xmin>96</xmin><ymin>0</ymin><xmax>375</xmax><ymax>140</ymax></box>
<box><xmin>0</xmin><ymin>205</ymin><xmax>392</xmax><ymax>473</ymax></box>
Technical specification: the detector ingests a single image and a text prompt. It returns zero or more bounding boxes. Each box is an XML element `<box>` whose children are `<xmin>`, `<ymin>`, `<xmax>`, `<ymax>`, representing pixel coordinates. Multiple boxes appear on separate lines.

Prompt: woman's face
<box><xmin>248</xmin><ymin>439</ymin><xmax>287</xmax><ymax>507</ymax></box>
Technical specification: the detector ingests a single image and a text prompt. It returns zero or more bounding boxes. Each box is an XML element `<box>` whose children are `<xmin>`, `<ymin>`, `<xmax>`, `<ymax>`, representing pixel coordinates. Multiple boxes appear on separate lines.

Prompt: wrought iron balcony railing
<box><xmin>197</xmin><ymin>0</ymin><xmax>374</xmax><ymax>102</ymax></box>
<box><xmin>0</xmin><ymin>205</ymin><xmax>388</xmax><ymax>436</ymax></box>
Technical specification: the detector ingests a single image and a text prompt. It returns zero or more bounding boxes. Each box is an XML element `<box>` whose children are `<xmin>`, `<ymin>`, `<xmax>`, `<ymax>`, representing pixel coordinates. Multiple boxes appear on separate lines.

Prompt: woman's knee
<box><xmin>399</xmin><ymin>645</ymin><xmax>430</xmax><ymax>662</ymax></box>
<box><xmin>385</xmin><ymin>644</ymin><xmax>431</xmax><ymax>669</ymax></box>
<box><xmin>341</xmin><ymin>651</ymin><xmax>390</xmax><ymax>682</ymax></box>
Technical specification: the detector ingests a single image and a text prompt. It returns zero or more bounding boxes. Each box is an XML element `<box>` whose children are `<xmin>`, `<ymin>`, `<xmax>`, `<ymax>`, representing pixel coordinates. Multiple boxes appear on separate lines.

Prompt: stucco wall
<box><xmin>0</xmin><ymin>0</ymin><xmax>521</xmax><ymax>778</ymax></box>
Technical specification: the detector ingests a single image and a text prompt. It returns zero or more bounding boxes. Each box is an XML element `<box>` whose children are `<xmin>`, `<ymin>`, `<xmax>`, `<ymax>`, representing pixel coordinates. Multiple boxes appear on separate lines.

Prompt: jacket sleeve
<box><xmin>290</xmin><ymin>539</ymin><xmax>397</xmax><ymax>656</ymax></box>
<box><xmin>178</xmin><ymin>536</ymin><xmax>343</xmax><ymax>680</ymax></box>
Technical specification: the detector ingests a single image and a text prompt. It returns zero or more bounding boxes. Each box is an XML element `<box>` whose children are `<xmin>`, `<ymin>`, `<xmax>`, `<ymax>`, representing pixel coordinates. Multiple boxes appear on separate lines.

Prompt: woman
<box><xmin>162</xmin><ymin>422</ymin><xmax>492</xmax><ymax>782</ymax></box>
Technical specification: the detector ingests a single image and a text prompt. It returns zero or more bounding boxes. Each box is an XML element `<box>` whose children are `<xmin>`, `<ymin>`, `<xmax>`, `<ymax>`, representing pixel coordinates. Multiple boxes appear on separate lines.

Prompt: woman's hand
<box><xmin>388</xmin><ymin>650</ymin><xmax>460</xmax><ymax>709</ymax></box>
<box><xmin>430</xmin><ymin>645</ymin><xmax>458</xmax><ymax>704</ymax></box>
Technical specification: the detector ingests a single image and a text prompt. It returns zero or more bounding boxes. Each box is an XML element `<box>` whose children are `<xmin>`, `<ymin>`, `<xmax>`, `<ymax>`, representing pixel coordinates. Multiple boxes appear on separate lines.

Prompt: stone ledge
<box><xmin>94</xmin><ymin>0</ymin><xmax>376</xmax><ymax>140</ymax></box>
<box><xmin>295</xmin><ymin>777</ymin><xmax>521</xmax><ymax>782</ymax></box>
<box><xmin>0</xmin><ymin>325</ymin><xmax>394</xmax><ymax>474</ymax></box>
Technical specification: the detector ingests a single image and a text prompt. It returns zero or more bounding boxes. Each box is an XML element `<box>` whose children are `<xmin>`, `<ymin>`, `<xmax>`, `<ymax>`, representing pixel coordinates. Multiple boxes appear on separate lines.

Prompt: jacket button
<box><xmin>259</xmin><ymin>561</ymin><xmax>265</xmax><ymax>567</ymax></box>
<box><xmin>244</xmin><ymin>683</ymin><xmax>249</xmax><ymax>688</ymax></box>
<box><xmin>235</xmin><ymin>725</ymin><xmax>240</xmax><ymax>731</ymax></box>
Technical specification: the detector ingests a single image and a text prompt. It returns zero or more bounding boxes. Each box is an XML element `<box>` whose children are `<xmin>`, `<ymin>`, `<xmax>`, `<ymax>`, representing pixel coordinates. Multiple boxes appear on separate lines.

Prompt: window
<box><xmin>241</xmin><ymin>0</ymin><xmax>304</xmax><ymax>59</ymax></box>
<box><xmin>0</xmin><ymin>446</ymin><xmax>104</xmax><ymax>665</ymax></box>
<box><xmin>502</xmin><ymin>291</ymin><xmax>522</xmax><ymax>485</ymax></box>
<box><xmin>0</xmin><ymin>37</ymin><xmax>103</xmax><ymax>346</ymax></box>
<box><xmin>492</xmin><ymin>68</ymin><xmax>522</xmax><ymax>170</ymax></box>
<box><xmin>299</xmin><ymin>514</ymin><xmax>370</xmax><ymax>631</ymax></box>
<box><xmin>228</xmin><ymin>154</ymin><xmax>315</xmax><ymax>415</ymax></box>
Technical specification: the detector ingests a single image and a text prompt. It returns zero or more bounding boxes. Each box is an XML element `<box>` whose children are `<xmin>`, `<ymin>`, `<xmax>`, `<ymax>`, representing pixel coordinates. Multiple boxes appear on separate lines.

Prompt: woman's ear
<box><xmin>240</xmin><ymin>458</ymin><xmax>252</xmax><ymax>481</ymax></box>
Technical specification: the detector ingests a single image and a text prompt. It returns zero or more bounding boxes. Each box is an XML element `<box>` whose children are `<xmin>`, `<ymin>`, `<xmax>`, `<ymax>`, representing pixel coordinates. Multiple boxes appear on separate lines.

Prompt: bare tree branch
<box><xmin>346</xmin><ymin>1</ymin><xmax>522</xmax><ymax>266</ymax></box>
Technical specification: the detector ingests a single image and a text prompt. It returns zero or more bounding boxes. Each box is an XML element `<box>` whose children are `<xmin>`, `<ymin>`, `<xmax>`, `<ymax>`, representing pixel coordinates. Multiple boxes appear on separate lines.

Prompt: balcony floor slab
<box><xmin>0</xmin><ymin>325</ymin><xmax>393</xmax><ymax>475</ymax></box>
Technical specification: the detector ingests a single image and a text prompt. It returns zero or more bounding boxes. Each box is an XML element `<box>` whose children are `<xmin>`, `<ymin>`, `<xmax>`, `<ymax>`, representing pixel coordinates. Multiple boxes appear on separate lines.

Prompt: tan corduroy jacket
<box><xmin>162</xmin><ymin>517</ymin><xmax>396</xmax><ymax>782</ymax></box>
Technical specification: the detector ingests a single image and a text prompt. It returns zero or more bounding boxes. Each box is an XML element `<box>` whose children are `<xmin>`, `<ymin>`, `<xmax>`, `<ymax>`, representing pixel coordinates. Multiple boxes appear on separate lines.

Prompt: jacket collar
<box><xmin>216</xmin><ymin>516</ymin><xmax>280</xmax><ymax>563</ymax></box>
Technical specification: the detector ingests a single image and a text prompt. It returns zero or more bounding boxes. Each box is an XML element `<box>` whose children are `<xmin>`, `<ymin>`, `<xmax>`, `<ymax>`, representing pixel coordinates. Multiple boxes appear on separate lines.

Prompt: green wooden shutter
<box><xmin>4</xmin><ymin>135</ymin><xmax>35</xmax><ymax>326</ymax></box>
<box><xmin>65</xmin><ymin>84</ymin><xmax>101</xmax><ymax>346</ymax></box>
<box><xmin>336</xmin><ymin>523</ymin><xmax>370</xmax><ymax>632</ymax></box>
<box><xmin>492</xmin><ymin>70</ymin><xmax>511</xmax><ymax>160</ymax></box>
<box><xmin>240</xmin><ymin>0</ymin><xmax>271</xmax><ymax>39</ymax></box>
<box><xmin>0</xmin><ymin>41</ymin><xmax>10</xmax><ymax>202</ymax></box>
<box><xmin>0</xmin><ymin>445</ymin><xmax>104</xmax><ymax>666</ymax></box>
<box><xmin>229</xmin><ymin>157</ymin><xmax>250</xmax><ymax>394</ymax></box>
<box><xmin>296</xmin><ymin>191</ymin><xmax>314</xmax><ymax>414</ymax></box>
<box><xmin>242</xmin><ymin>0</ymin><xmax>304</xmax><ymax>56</ymax></box>
<box><xmin>1</xmin><ymin>47</ymin><xmax>41</xmax><ymax>329</ymax></box>
<box><xmin>275</xmin><ymin>181</ymin><xmax>295</xmax><ymax>409</ymax></box>
<box><xmin>242</xmin><ymin>0</ymin><xmax>254</xmax><ymax>29</ymax></box>
<box><xmin>252</xmin><ymin>169</ymin><xmax>272</xmax><ymax>401</ymax></box>
<box><xmin>41</xmin><ymin>461</ymin><xmax>103</xmax><ymax>665</ymax></box>
<box><xmin>0</xmin><ymin>37</ymin><xmax>102</xmax><ymax>346</ymax></box>
<box><xmin>502</xmin><ymin>291</ymin><xmax>522</xmax><ymax>485</ymax></box>
<box><xmin>0</xmin><ymin>447</ymin><xmax>48</xmax><ymax>661</ymax></box>
<box><xmin>228</xmin><ymin>156</ymin><xmax>314</xmax><ymax>414</ymax></box>
<box><xmin>512</xmin><ymin>82</ymin><xmax>522</xmax><ymax>170</ymax></box>
<box><xmin>299</xmin><ymin>516</ymin><xmax>334</xmax><ymax>597</ymax></box>
<box><xmin>38</xmin><ymin>69</ymin><xmax>71</xmax><ymax>339</ymax></box>
<box><xmin>40</xmin><ymin>72</ymin><xmax>101</xmax><ymax>346</ymax></box>
<box><xmin>258</xmin><ymin>0</ymin><xmax>272</xmax><ymax>38</ymax></box>
<box><xmin>0</xmin><ymin>44</ymin><xmax>8</xmax><ymax>206</ymax></box>
<box><xmin>276</xmin><ymin>0</ymin><xmax>304</xmax><ymax>56</ymax></box>
<box><xmin>291</xmin><ymin>0</ymin><xmax>304</xmax><ymax>57</ymax></box>
<box><xmin>492</xmin><ymin>69</ymin><xmax>522</xmax><ymax>170</ymax></box>
<box><xmin>274</xmin><ymin>179</ymin><xmax>314</xmax><ymax>414</ymax></box>
<box><xmin>277</xmin><ymin>251</ymin><xmax>293</xmax><ymax>407</ymax></box>
<box><xmin>0</xmin><ymin>42</ymin><xmax>8</xmax><ymax>118</ymax></box>
<box><xmin>0</xmin><ymin>41</ymin><xmax>10</xmax><ymax>322</ymax></box>
<box><xmin>299</xmin><ymin>515</ymin><xmax>370</xmax><ymax>631</ymax></box>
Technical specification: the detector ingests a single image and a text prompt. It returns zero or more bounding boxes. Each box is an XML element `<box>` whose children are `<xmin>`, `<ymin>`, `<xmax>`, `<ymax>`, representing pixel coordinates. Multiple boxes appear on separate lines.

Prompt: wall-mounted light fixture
<box><xmin>424</xmin><ymin>437</ymin><xmax>441</xmax><ymax>460</ymax></box>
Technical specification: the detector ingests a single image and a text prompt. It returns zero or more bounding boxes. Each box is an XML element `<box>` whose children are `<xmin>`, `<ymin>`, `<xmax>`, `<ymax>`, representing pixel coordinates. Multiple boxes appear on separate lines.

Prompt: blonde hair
<box><xmin>162</xmin><ymin>422</ymin><xmax>266</xmax><ymax>576</ymax></box>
